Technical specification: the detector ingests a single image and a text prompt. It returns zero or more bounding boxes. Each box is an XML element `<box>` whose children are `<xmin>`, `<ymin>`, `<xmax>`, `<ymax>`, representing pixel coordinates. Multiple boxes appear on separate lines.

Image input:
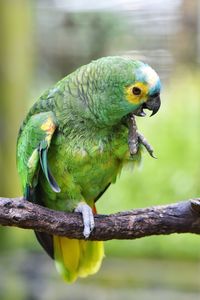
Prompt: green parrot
<box><xmin>16</xmin><ymin>56</ymin><xmax>161</xmax><ymax>283</ymax></box>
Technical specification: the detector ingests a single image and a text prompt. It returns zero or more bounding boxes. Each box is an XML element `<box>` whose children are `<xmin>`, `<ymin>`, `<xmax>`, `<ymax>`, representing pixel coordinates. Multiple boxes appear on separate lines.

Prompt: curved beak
<box><xmin>146</xmin><ymin>94</ymin><xmax>161</xmax><ymax>116</ymax></box>
<box><xmin>133</xmin><ymin>94</ymin><xmax>161</xmax><ymax>117</ymax></box>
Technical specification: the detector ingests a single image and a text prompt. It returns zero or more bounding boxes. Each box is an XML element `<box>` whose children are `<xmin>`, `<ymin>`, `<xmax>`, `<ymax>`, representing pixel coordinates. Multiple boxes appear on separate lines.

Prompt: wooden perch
<box><xmin>0</xmin><ymin>197</ymin><xmax>200</xmax><ymax>240</ymax></box>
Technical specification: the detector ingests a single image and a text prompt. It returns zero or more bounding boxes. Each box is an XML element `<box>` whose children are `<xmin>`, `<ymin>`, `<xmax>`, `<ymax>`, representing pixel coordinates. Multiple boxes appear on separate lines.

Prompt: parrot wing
<box><xmin>17</xmin><ymin>111</ymin><xmax>60</xmax><ymax>259</ymax></box>
<box><xmin>17</xmin><ymin>111</ymin><xmax>60</xmax><ymax>200</ymax></box>
<box><xmin>94</xmin><ymin>182</ymin><xmax>111</xmax><ymax>203</ymax></box>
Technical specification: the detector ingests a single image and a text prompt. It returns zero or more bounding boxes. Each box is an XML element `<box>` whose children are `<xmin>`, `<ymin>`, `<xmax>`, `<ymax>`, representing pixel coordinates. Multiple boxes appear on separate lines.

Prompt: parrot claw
<box><xmin>128</xmin><ymin>113</ymin><xmax>156</xmax><ymax>158</ymax></box>
<box><xmin>75</xmin><ymin>202</ymin><xmax>95</xmax><ymax>238</ymax></box>
<box><xmin>137</xmin><ymin>132</ymin><xmax>156</xmax><ymax>158</ymax></box>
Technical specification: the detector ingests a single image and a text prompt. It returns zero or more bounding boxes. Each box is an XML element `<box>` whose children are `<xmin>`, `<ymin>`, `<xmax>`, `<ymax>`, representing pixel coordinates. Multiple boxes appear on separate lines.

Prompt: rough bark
<box><xmin>1</xmin><ymin>197</ymin><xmax>200</xmax><ymax>240</ymax></box>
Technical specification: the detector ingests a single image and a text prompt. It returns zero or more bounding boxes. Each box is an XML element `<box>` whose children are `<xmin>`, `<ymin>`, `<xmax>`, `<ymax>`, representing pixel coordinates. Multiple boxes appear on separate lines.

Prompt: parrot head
<box><xmin>124</xmin><ymin>62</ymin><xmax>161</xmax><ymax>118</ymax></box>
<box><xmin>80</xmin><ymin>56</ymin><xmax>161</xmax><ymax>126</ymax></box>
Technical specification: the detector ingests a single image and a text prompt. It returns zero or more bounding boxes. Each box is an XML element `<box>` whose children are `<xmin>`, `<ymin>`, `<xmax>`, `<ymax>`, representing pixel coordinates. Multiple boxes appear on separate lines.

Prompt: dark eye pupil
<box><xmin>132</xmin><ymin>87</ymin><xmax>141</xmax><ymax>95</ymax></box>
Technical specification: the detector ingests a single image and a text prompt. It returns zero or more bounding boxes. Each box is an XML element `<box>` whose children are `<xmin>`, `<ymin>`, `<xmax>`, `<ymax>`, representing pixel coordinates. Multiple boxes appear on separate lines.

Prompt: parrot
<box><xmin>16</xmin><ymin>56</ymin><xmax>161</xmax><ymax>283</ymax></box>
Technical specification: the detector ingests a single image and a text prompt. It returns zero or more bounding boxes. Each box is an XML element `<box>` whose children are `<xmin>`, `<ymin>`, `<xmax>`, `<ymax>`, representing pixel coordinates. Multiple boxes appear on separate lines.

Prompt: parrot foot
<box><xmin>137</xmin><ymin>132</ymin><xmax>156</xmax><ymax>158</ymax></box>
<box><xmin>128</xmin><ymin>113</ymin><xmax>156</xmax><ymax>158</ymax></box>
<box><xmin>75</xmin><ymin>202</ymin><xmax>95</xmax><ymax>238</ymax></box>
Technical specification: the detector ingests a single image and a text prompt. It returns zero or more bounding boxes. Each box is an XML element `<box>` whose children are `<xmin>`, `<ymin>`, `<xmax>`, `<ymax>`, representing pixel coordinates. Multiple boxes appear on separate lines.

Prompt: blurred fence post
<box><xmin>0</xmin><ymin>0</ymin><xmax>34</xmax><ymax>196</ymax></box>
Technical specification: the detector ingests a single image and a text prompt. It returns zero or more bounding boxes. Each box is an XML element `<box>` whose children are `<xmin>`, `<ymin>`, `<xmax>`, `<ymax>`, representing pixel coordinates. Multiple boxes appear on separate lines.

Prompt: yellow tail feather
<box><xmin>53</xmin><ymin>236</ymin><xmax>104</xmax><ymax>283</ymax></box>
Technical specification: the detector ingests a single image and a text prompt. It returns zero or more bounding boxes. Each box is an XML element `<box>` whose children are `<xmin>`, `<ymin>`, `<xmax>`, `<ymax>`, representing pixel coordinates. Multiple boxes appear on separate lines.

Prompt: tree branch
<box><xmin>0</xmin><ymin>197</ymin><xmax>200</xmax><ymax>240</ymax></box>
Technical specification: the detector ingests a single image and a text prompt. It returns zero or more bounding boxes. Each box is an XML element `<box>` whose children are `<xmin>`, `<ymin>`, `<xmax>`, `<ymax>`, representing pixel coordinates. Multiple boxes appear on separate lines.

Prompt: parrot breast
<box><xmin>38</xmin><ymin>124</ymin><xmax>131</xmax><ymax>212</ymax></box>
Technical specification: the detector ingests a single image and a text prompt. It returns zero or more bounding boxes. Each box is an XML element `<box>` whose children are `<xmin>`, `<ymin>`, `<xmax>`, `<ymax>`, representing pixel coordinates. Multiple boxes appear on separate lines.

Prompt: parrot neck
<box><xmin>56</xmin><ymin>100</ymin><xmax>134</xmax><ymax>140</ymax></box>
<box><xmin>85</xmin><ymin>96</ymin><xmax>140</xmax><ymax>127</ymax></box>
<box><xmin>56</xmin><ymin>88</ymin><xmax>139</xmax><ymax>130</ymax></box>
<box><xmin>57</xmin><ymin>110</ymin><xmax>128</xmax><ymax>140</ymax></box>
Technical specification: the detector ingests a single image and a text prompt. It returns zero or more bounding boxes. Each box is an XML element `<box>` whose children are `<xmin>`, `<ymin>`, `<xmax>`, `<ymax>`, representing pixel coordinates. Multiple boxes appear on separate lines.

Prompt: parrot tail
<box><xmin>53</xmin><ymin>204</ymin><xmax>104</xmax><ymax>283</ymax></box>
<box><xmin>53</xmin><ymin>237</ymin><xmax>104</xmax><ymax>283</ymax></box>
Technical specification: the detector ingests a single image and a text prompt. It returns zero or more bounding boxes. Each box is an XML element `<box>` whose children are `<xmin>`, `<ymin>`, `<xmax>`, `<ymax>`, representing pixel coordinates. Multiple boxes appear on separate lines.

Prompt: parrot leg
<box><xmin>128</xmin><ymin>113</ymin><xmax>138</xmax><ymax>156</ymax></box>
<box><xmin>128</xmin><ymin>113</ymin><xmax>156</xmax><ymax>158</ymax></box>
<box><xmin>75</xmin><ymin>202</ymin><xmax>95</xmax><ymax>238</ymax></box>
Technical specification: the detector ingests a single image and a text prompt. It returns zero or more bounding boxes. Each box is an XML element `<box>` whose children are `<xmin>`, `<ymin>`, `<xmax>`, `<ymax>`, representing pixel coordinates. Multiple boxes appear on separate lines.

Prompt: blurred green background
<box><xmin>0</xmin><ymin>0</ymin><xmax>200</xmax><ymax>299</ymax></box>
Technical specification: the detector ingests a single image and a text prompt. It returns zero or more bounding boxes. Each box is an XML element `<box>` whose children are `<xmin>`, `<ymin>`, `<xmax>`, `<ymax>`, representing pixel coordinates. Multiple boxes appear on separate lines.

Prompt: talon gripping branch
<box><xmin>16</xmin><ymin>56</ymin><xmax>161</xmax><ymax>283</ymax></box>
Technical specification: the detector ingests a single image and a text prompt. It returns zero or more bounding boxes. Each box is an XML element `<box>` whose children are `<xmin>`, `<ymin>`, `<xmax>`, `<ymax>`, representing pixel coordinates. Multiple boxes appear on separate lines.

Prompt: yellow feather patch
<box><xmin>53</xmin><ymin>235</ymin><xmax>104</xmax><ymax>283</ymax></box>
<box><xmin>41</xmin><ymin>117</ymin><xmax>56</xmax><ymax>144</ymax></box>
<box><xmin>78</xmin><ymin>240</ymin><xmax>104</xmax><ymax>278</ymax></box>
<box><xmin>54</xmin><ymin>236</ymin><xmax>80</xmax><ymax>283</ymax></box>
<box><xmin>41</xmin><ymin>117</ymin><xmax>56</xmax><ymax>135</ymax></box>
<box><xmin>125</xmin><ymin>82</ymin><xmax>148</xmax><ymax>105</ymax></box>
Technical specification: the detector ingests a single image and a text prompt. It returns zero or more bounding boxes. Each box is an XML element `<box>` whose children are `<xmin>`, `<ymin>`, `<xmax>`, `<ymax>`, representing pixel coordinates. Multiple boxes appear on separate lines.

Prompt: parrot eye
<box><xmin>132</xmin><ymin>87</ymin><xmax>141</xmax><ymax>96</ymax></box>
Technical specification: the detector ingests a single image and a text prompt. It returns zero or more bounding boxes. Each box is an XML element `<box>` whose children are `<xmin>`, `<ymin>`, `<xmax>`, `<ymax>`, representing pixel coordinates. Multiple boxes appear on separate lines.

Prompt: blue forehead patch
<box><xmin>135</xmin><ymin>64</ymin><xmax>161</xmax><ymax>95</ymax></box>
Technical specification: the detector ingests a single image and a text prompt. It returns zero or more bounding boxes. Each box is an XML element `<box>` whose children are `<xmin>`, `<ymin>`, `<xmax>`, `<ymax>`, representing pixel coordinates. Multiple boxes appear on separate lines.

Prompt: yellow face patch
<box><xmin>125</xmin><ymin>82</ymin><xmax>148</xmax><ymax>105</ymax></box>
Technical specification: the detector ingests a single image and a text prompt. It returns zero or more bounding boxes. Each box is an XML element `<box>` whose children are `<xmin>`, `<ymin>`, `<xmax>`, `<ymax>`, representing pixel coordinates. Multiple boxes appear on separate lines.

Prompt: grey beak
<box><xmin>133</xmin><ymin>94</ymin><xmax>161</xmax><ymax>117</ymax></box>
<box><xmin>146</xmin><ymin>94</ymin><xmax>161</xmax><ymax>116</ymax></box>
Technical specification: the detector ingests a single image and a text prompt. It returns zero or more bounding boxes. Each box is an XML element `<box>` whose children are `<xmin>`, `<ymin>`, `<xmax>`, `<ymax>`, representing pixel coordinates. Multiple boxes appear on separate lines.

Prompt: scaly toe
<box><xmin>137</xmin><ymin>132</ymin><xmax>156</xmax><ymax>158</ymax></box>
<box><xmin>75</xmin><ymin>202</ymin><xmax>95</xmax><ymax>238</ymax></box>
